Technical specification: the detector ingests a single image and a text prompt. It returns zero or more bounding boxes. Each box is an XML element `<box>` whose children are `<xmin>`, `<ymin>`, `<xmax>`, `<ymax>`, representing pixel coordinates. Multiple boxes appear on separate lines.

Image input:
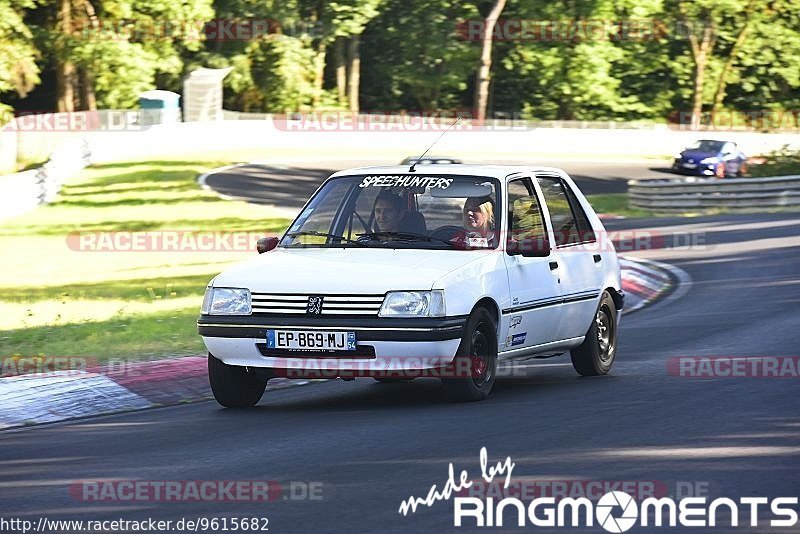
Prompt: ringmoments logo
<box><xmin>398</xmin><ymin>448</ymin><xmax>800</xmax><ymax>530</ymax></box>
<box><xmin>596</xmin><ymin>491</ymin><xmax>638</xmax><ymax>532</ymax></box>
<box><xmin>452</xmin><ymin>492</ymin><xmax>800</xmax><ymax>530</ymax></box>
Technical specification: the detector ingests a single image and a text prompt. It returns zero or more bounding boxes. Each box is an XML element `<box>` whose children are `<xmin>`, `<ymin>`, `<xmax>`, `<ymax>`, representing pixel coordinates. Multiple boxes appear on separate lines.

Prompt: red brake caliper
<box><xmin>471</xmin><ymin>355</ymin><xmax>486</xmax><ymax>378</ymax></box>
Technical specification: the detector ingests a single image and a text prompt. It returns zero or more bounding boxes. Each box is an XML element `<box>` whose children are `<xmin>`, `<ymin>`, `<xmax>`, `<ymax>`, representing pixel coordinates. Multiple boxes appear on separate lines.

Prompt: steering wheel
<box><xmin>429</xmin><ymin>225</ymin><xmax>467</xmax><ymax>243</ymax></box>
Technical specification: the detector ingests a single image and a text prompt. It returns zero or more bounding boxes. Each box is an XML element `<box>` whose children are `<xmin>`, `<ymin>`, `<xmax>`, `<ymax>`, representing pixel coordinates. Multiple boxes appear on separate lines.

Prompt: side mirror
<box><xmin>507</xmin><ymin>235</ymin><xmax>551</xmax><ymax>257</ymax></box>
<box><xmin>257</xmin><ymin>236</ymin><xmax>279</xmax><ymax>254</ymax></box>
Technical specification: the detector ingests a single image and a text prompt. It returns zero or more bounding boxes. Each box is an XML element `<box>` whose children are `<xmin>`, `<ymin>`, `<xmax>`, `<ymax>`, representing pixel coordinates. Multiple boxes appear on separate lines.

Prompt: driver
<box><xmin>373</xmin><ymin>192</ymin><xmax>406</xmax><ymax>233</ymax></box>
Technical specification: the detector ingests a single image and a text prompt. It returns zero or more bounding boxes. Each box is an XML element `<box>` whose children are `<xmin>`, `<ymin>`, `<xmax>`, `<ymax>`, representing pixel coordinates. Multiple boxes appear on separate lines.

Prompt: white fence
<box><xmin>0</xmin><ymin>138</ymin><xmax>91</xmax><ymax>221</ymax></box>
<box><xmin>628</xmin><ymin>175</ymin><xmax>800</xmax><ymax>212</ymax></box>
<box><xmin>3</xmin><ymin>111</ymin><xmax>799</xmax><ymax>168</ymax></box>
<box><xmin>2</xmin><ymin>108</ymin><xmax>800</xmax><ymax>220</ymax></box>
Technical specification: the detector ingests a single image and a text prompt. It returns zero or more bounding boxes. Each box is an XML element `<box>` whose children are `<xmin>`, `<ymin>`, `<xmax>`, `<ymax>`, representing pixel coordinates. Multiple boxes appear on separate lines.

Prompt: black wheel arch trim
<box><xmin>606</xmin><ymin>288</ymin><xmax>625</xmax><ymax>310</ymax></box>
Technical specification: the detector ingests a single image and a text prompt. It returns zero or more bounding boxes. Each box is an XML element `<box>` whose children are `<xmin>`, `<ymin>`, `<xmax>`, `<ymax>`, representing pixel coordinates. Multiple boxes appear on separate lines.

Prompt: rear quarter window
<box><xmin>536</xmin><ymin>176</ymin><xmax>595</xmax><ymax>246</ymax></box>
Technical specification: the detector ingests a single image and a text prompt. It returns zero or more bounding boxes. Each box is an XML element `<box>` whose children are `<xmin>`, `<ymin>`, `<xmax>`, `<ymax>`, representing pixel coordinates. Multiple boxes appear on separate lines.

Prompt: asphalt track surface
<box><xmin>2</xmin><ymin>161</ymin><xmax>799</xmax><ymax>533</ymax></box>
<box><xmin>202</xmin><ymin>159</ymin><xmax>677</xmax><ymax>209</ymax></box>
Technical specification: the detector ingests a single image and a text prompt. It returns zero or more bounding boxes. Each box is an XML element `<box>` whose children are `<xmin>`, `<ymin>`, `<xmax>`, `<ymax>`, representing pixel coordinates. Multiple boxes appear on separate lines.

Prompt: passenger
<box><xmin>462</xmin><ymin>196</ymin><xmax>495</xmax><ymax>246</ymax></box>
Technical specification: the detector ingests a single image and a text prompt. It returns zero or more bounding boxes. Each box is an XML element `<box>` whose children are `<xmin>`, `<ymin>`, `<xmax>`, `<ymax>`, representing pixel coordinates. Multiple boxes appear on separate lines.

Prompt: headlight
<box><xmin>379</xmin><ymin>290</ymin><xmax>445</xmax><ymax>318</ymax></box>
<box><xmin>700</xmin><ymin>157</ymin><xmax>718</xmax><ymax>164</ymax></box>
<box><xmin>202</xmin><ymin>287</ymin><xmax>251</xmax><ymax>315</ymax></box>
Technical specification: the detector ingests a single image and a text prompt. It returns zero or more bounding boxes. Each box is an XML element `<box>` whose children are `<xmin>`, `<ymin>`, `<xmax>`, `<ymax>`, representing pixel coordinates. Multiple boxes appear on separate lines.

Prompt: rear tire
<box><xmin>441</xmin><ymin>307</ymin><xmax>497</xmax><ymax>402</ymax></box>
<box><xmin>208</xmin><ymin>353</ymin><xmax>268</xmax><ymax>408</ymax></box>
<box><xmin>570</xmin><ymin>292</ymin><xmax>618</xmax><ymax>376</ymax></box>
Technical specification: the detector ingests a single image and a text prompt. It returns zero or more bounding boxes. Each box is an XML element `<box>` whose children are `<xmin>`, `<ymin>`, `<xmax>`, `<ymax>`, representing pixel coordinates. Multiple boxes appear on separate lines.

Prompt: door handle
<box><xmin>593</xmin><ymin>254</ymin><xmax>602</xmax><ymax>263</ymax></box>
<box><xmin>549</xmin><ymin>261</ymin><xmax>559</xmax><ymax>270</ymax></box>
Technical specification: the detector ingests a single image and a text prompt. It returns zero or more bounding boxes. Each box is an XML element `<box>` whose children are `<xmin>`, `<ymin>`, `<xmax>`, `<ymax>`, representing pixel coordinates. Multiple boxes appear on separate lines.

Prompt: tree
<box><xmin>710</xmin><ymin>0</ymin><xmax>800</xmax><ymax>115</ymax></box>
<box><xmin>360</xmin><ymin>0</ymin><xmax>479</xmax><ymax>111</ymax></box>
<box><xmin>670</xmin><ymin>0</ymin><xmax>786</xmax><ymax>128</ymax></box>
<box><xmin>0</xmin><ymin>0</ymin><xmax>40</xmax><ymax>116</ymax></box>
<box><xmin>710</xmin><ymin>0</ymin><xmax>758</xmax><ymax>114</ymax></box>
<box><xmin>324</xmin><ymin>0</ymin><xmax>384</xmax><ymax>111</ymax></box>
<box><xmin>473</xmin><ymin>0</ymin><xmax>506</xmax><ymax>122</ymax></box>
<box><xmin>197</xmin><ymin>0</ymin><xmax>321</xmax><ymax>112</ymax></box>
<box><xmin>493</xmin><ymin>0</ymin><xmax>666</xmax><ymax>120</ymax></box>
<box><xmin>40</xmin><ymin>0</ymin><xmax>213</xmax><ymax>110</ymax></box>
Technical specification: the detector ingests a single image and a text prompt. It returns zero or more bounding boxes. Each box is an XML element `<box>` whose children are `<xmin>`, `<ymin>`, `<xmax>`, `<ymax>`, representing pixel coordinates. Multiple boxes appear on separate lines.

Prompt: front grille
<box><xmin>256</xmin><ymin>344</ymin><xmax>377</xmax><ymax>359</ymax></box>
<box><xmin>250</xmin><ymin>293</ymin><xmax>384</xmax><ymax>316</ymax></box>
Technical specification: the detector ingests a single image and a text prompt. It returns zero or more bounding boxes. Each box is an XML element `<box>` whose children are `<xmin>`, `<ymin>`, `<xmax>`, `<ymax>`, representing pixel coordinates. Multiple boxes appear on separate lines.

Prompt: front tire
<box><xmin>737</xmin><ymin>161</ymin><xmax>748</xmax><ymax>177</ymax></box>
<box><xmin>208</xmin><ymin>354</ymin><xmax>268</xmax><ymax>408</ymax></box>
<box><xmin>441</xmin><ymin>307</ymin><xmax>498</xmax><ymax>402</ymax></box>
<box><xmin>570</xmin><ymin>292</ymin><xmax>618</xmax><ymax>376</ymax></box>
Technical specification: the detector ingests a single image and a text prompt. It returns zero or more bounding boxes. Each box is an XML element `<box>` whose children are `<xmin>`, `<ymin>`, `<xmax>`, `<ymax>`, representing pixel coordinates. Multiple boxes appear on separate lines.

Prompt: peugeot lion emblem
<box><xmin>307</xmin><ymin>296</ymin><xmax>324</xmax><ymax>315</ymax></box>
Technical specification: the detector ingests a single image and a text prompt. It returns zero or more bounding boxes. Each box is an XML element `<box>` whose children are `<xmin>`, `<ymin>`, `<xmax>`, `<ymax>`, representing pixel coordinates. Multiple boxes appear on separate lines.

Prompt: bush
<box><xmin>749</xmin><ymin>145</ymin><xmax>800</xmax><ymax>177</ymax></box>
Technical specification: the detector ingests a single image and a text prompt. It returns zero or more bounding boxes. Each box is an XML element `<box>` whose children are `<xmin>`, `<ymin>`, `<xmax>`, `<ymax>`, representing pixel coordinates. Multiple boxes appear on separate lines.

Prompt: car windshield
<box><xmin>280</xmin><ymin>174</ymin><xmax>501</xmax><ymax>250</ymax></box>
<box><xmin>687</xmin><ymin>140</ymin><xmax>725</xmax><ymax>152</ymax></box>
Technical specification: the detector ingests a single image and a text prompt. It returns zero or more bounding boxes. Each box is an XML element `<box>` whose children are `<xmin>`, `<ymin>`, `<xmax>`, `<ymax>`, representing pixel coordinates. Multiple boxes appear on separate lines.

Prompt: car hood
<box><xmin>212</xmin><ymin>247</ymin><xmax>489</xmax><ymax>294</ymax></box>
<box><xmin>680</xmin><ymin>149</ymin><xmax>718</xmax><ymax>161</ymax></box>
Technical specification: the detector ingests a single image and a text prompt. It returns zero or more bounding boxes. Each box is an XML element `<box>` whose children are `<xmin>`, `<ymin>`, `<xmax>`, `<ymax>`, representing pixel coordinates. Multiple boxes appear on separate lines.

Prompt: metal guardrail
<box><xmin>628</xmin><ymin>175</ymin><xmax>800</xmax><ymax>211</ymax></box>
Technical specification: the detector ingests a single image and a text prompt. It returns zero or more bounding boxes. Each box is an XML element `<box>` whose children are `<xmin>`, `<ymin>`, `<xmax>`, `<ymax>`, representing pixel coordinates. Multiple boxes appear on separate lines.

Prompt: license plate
<box><xmin>682</xmin><ymin>163</ymin><xmax>697</xmax><ymax>169</ymax></box>
<box><xmin>266</xmin><ymin>330</ymin><xmax>357</xmax><ymax>351</ymax></box>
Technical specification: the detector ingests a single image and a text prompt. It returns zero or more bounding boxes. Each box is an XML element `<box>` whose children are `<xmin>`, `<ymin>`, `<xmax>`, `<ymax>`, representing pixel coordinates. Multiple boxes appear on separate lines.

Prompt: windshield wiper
<box><xmin>284</xmin><ymin>231</ymin><xmax>367</xmax><ymax>246</ymax></box>
<box><xmin>356</xmin><ymin>231</ymin><xmax>463</xmax><ymax>249</ymax></box>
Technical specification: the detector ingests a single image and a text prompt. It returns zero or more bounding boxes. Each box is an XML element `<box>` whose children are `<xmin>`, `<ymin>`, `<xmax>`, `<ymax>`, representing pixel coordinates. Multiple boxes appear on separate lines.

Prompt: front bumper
<box><xmin>672</xmin><ymin>159</ymin><xmax>719</xmax><ymax>176</ymax></box>
<box><xmin>198</xmin><ymin>314</ymin><xmax>466</xmax><ymax>373</ymax></box>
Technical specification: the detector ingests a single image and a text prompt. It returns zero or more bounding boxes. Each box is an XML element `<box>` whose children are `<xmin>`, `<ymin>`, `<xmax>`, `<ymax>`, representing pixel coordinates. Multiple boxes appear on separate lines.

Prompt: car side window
<box><xmin>535</xmin><ymin>176</ymin><xmax>581</xmax><ymax>246</ymax></box>
<box><xmin>561</xmin><ymin>183</ymin><xmax>596</xmax><ymax>243</ymax></box>
<box><xmin>508</xmin><ymin>178</ymin><xmax>547</xmax><ymax>249</ymax></box>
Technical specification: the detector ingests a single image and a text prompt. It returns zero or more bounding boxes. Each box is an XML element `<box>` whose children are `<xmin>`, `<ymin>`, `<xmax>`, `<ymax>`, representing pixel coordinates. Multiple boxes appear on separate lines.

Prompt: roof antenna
<box><xmin>409</xmin><ymin>116</ymin><xmax>462</xmax><ymax>172</ymax></box>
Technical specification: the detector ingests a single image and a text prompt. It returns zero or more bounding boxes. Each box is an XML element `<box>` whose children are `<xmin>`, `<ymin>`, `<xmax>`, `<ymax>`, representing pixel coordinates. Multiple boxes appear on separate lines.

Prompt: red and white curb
<box><xmin>0</xmin><ymin>257</ymin><xmax>678</xmax><ymax>430</ymax></box>
<box><xmin>0</xmin><ymin>358</ymin><xmax>304</xmax><ymax>430</ymax></box>
<box><xmin>619</xmin><ymin>256</ymin><xmax>676</xmax><ymax>314</ymax></box>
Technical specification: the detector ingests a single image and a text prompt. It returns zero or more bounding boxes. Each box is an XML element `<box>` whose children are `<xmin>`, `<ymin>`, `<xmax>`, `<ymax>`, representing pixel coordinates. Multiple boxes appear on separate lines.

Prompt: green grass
<box><xmin>586</xmin><ymin>193</ymin><xmax>650</xmax><ymax>218</ymax></box>
<box><xmin>0</xmin><ymin>160</ymin><xmax>292</xmax><ymax>362</ymax></box>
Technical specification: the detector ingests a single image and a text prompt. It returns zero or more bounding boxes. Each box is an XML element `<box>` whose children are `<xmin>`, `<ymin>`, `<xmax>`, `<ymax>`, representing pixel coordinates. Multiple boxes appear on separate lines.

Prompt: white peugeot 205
<box><xmin>199</xmin><ymin>164</ymin><xmax>623</xmax><ymax>407</ymax></box>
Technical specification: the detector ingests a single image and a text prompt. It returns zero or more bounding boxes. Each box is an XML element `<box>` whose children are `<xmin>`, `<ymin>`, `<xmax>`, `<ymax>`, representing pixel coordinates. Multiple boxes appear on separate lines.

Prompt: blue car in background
<box><xmin>672</xmin><ymin>140</ymin><xmax>748</xmax><ymax>178</ymax></box>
